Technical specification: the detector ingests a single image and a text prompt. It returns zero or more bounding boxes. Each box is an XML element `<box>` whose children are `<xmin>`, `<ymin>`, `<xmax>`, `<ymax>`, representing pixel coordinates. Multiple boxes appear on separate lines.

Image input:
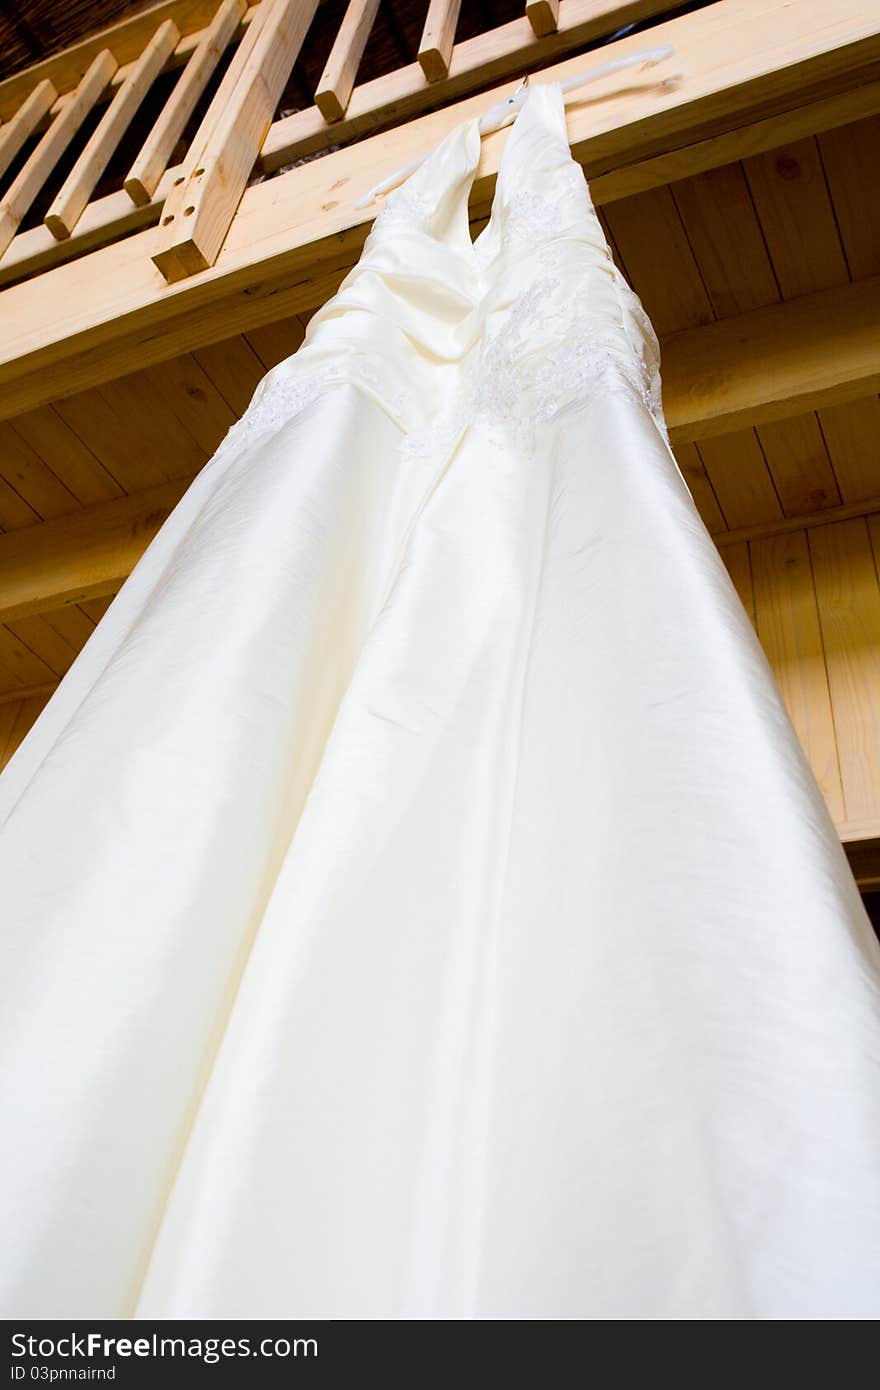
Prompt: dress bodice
<box><xmin>218</xmin><ymin>83</ymin><xmax>664</xmax><ymax>465</ymax></box>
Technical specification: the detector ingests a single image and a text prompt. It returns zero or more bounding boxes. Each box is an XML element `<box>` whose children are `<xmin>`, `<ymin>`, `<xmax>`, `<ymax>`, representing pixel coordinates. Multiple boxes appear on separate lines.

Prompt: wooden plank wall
<box><xmin>723</xmin><ymin>518</ymin><xmax>880</xmax><ymax>839</ymax></box>
<box><xmin>636</xmin><ymin>115</ymin><xmax>880</xmax><ymax>539</ymax></box>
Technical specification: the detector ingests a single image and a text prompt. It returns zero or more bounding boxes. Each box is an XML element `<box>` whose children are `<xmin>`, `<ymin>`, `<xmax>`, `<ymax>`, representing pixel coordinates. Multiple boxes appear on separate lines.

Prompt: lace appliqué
<box><xmin>211</xmin><ymin>353</ymin><xmax>413</xmax><ymax>465</ymax></box>
<box><xmin>400</xmin><ymin>273</ymin><xmax>664</xmax><ymax>465</ymax></box>
<box><xmin>212</xmin><ymin>159</ymin><xmax>663</xmax><ymax>468</ymax></box>
<box><xmin>210</xmin><ymin>363</ymin><xmax>343</xmax><ymax>464</ymax></box>
<box><xmin>372</xmin><ymin>182</ymin><xmax>434</xmax><ymax>236</ymax></box>
<box><xmin>475</xmin><ymin>162</ymin><xmax>590</xmax><ymax>269</ymax></box>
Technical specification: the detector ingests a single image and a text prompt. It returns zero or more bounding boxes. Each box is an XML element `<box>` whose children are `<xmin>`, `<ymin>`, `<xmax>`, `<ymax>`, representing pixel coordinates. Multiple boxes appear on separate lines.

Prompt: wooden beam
<box><xmin>663</xmin><ymin>275</ymin><xmax>880</xmax><ymax>444</ymax></box>
<box><xmin>152</xmin><ymin>0</ymin><xmax>320</xmax><ymax>282</ymax></box>
<box><xmin>0</xmin><ymin>261</ymin><xmax>352</xmax><ymax>420</ymax></box>
<box><xmin>125</xmin><ymin>0</ymin><xmax>247</xmax><ymax>205</ymax></box>
<box><xmin>315</xmin><ymin>0</ymin><xmax>381</xmax><ymax>122</ymax></box>
<box><xmin>842</xmin><ymin>825</ymin><xmax>880</xmax><ymax>890</ymax></box>
<box><xmin>588</xmin><ymin>79</ymin><xmax>880</xmax><ymax>206</ymax></box>
<box><xmin>0</xmin><ymin>79</ymin><xmax>57</xmax><ymax>183</ymax></box>
<box><xmin>0</xmin><ymin>0</ymin><xmax>879</xmax><ymax>414</ymax></box>
<box><xmin>164</xmin><ymin>1</ymin><xmax>268</xmax><ymax>179</ymax></box>
<box><xmin>0</xmin><ymin>682</ymin><xmax>57</xmax><ymax>706</ymax></box>
<box><xmin>2</xmin><ymin>448</ymin><xmax>877</xmax><ymax>626</ymax></box>
<box><xmin>0</xmin><ymin>51</ymin><xmax>117</xmax><ymax>259</ymax></box>
<box><xmin>712</xmin><ymin>493</ymin><xmax>880</xmax><ymax>550</ymax></box>
<box><xmin>0</xmin><ymin>481</ymin><xmax>187</xmax><ymax>624</ymax></box>
<box><xmin>418</xmin><ymin>0</ymin><xmax>462</xmax><ymax>83</ymax></box>
<box><xmin>0</xmin><ymin>250</ymin><xmax>877</xmax><ymax>450</ymax></box>
<box><xmin>13</xmin><ymin>272</ymin><xmax>880</xmax><ymax>475</ymax></box>
<box><xmin>150</xmin><ymin>0</ymin><xmax>271</xmax><ymax>279</ymax></box>
<box><xmin>44</xmin><ymin>21</ymin><xmax>180</xmax><ymax>241</ymax></box>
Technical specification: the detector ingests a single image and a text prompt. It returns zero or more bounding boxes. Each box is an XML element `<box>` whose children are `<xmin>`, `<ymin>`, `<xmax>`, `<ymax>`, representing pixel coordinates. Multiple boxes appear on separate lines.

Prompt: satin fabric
<box><xmin>1</xmin><ymin>86</ymin><xmax>879</xmax><ymax>1320</ymax></box>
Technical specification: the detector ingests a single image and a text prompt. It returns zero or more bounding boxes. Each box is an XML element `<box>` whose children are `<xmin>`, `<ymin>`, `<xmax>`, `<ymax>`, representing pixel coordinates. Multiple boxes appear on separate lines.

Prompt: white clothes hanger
<box><xmin>353</xmin><ymin>45</ymin><xmax>680</xmax><ymax>210</ymax></box>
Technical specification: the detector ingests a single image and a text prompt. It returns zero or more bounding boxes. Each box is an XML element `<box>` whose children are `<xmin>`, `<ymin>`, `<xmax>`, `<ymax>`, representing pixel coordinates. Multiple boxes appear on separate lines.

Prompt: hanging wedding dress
<box><xmin>1</xmin><ymin>85</ymin><xmax>879</xmax><ymax>1321</ymax></box>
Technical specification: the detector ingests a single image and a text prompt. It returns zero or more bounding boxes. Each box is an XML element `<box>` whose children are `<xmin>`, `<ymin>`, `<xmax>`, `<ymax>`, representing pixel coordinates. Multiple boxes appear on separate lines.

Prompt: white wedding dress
<box><xmin>1</xmin><ymin>85</ymin><xmax>879</xmax><ymax>1320</ymax></box>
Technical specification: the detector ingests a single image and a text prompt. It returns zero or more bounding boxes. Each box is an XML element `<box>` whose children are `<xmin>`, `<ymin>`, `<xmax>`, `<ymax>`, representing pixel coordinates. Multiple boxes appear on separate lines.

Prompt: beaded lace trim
<box><xmin>372</xmin><ymin>182</ymin><xmax>434</xmax><ymax>236</ymax></box>
<box><xmin>475</xmin><ymin>162</ymin><xmax>591</xmax><ymax>265</ymax></box>
<box><xmin>210</xmin><ymin>362</ymin><xmax>340</xmax><ymax>464</ymax></box>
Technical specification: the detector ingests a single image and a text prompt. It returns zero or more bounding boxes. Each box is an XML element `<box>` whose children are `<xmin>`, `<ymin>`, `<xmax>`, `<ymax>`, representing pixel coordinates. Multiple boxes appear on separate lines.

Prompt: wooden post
<box><xmin>151</xmin><ymin>0</ymin><xmax>320</xmax><ymax>283</ymax></box>
<box><xmin>125</xmin><ymin>0</ymin><xmax>248</xmax><ymax>207</ymax></box>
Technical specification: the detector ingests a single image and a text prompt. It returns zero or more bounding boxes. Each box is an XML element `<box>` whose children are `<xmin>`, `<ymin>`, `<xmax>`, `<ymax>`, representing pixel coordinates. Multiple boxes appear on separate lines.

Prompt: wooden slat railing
<box><xmin>0</xmin><ymin>79</ymin><xmax>57</xmax><ymax>183</ymax></box>
<box><xmin>0</xmin><ymin>51</ymin><xmax>117</xmax><ymax>257</ymax></box>
<box><xmin>125</xmin><ymin>0</ymin><xmax>247</xmax><ymax>204</ymax></box>
<box><xmin>0</xmin><ymin>0</ymin><xmax>681</xmax><ymax>288</ymax></box>
<box><xmin>0</xmin><ymin>2</ymin><xmax>230</xmax><ymax>123</ymax></box>
<box><xmin>44</xmin><ymin>20</ymin><xmax>180</xmax><ymax>239</ymax></box>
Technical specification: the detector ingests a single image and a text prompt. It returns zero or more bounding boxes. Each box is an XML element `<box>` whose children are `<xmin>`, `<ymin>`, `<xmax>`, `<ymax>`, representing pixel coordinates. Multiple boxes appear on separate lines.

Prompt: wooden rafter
<box><xmin>663</xmin><ymin>276</ymin><xmax>880</xmax><ymax>443</ymax></box>
<box><xmin>713</xmin><ymin>496</ymin><xmax>880</xmax><ymax>551</ymax></box>
<box><xmin>0</xmin><ymin>481</ymin><xmax>186</xmax><ymax>624</ymax></box>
